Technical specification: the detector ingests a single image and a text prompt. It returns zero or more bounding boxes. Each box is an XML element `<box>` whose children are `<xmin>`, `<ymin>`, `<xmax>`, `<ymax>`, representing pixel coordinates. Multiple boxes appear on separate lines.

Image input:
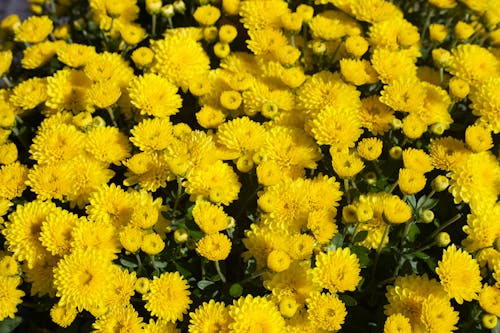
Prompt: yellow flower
<box><xmin>383</xmin><ymin>195</ymin><xmax>412</xmax><ymax>224</ymax></box>
<box><xmin>143</xmin><ymin>271</ymin><xmax>192</xmax><ymax>322</ymax></box>
<box><xmin>383</xmin><ymin>313</ymin><xmax>412</xmax><ymax>333</ymax></box>
<box><xmin>371</xmin><ymin>48</ymin><xmax>418</xmax><ymax>84</ymax></box>
<box><xmin>465</xmin><ymin>124</ymin><xmax>493</xmax><ymax>152</ymax></box>
<box><xmin>46</xmin><ymin>69</ymin><xmax>93</xmax><ymax>113</ymax></box>
<box><xmin>0</xmin><ymin>255</ymin><xmax>18</xmax><ymax>277</ymax></box>
<box><xmin>189</xmin><ymin>300</ymin><xmax>230</xmax><ymax>333</ymax></box>
<box><xmin>267</xmin><ymin>249</ymin><xmax>291</xmax><ymax>272</ymax></box>
<box><xmin>219</xmin><ymin>90</ymin><xmax>242</xmax><ymax>110</ymax></box>
<box><xmin>10</xmin><ymin>77</ymin><xmax>48</xmax><ymax>110</ymax></box>
<box><xmin>92</xmin><ymin>305</ymin><xmax>144</xmax><ymax>332</ymax></box>
<box><xmin>141</xmin><ymin>233</ymin><xmax>165</xmax><ymax>255</ymax></box>
<box><xmin>0</xmin><ymin>276</ymin><xmax>24</xmax><ymax>321</ymax></box>
<box><xmin>39</xmin><ymin>209</ymin><xmax>80</xmax><ymax>257</ymax></box>
<box><xmin>50</xmin><ymin>302</ymin><xmax>77</xmax><ymax>328</ymax></box>
<box><xmin>196</xmin><ymin>105</ymin><xmax>226</xmax><ymax>129</ymax></box>
<box><xmin>350</xmin><ymin>0</ymin><xmax>403</xmax><ymax>23</ymax></box>
<box><xmin>436</xmin><ymin>244</ymin><xmax>482</xmax><ymax>304</ymax></box>
<box><xmin>345</xmin><ymin>35</ymin><xmax>369</xmax><ymax>57</ymax></box>
<box><xmin>239</xmin><ymin>0</ymin><xmax>289</xmax><ymax>30</ymax></box>
<box><xmin>84</xmin><ymin>52</ymin><xmax>134</xmax><ymax>88</ymax></box>
<box><xmin>14</xmin><ymin>15</ymin><xmax>53</xmax><ymax>43</ymax></box>
<box><xmin>216</xmin><ymin>116</ymin><xmax>266</xmax><ymax>157</ymax></box>
<box><xmin>228</xmin><ymin>295</ymin><xmax>286</xmax><ymax>333</ymax></box>
<box><xmin>398</xmin><ymin>168</ymin><xmax>426</xmax><ymax>195</ymax></box>
<box><xmin>131</xmin><ymin>47</ymin><xmax>154</xmax><ymax>68</ymax></box>
<box><xmin>197</xmin><ymin>233</ymin><xmax>232</xmax><ymax>261</ymax></box>
<box><xmin>429</xmin><ymin>23</ymin><xmax>449</xmax><ymax>43</ymax></box>
<box><xmin>56</xmin><ymin>43</ymin><xmax>96</xmax><ymax>68</ymax></box>
<box><xmin>130</xmin><ymin>118</ymin><xmax>174</xmax><ymax>152</ymax></box>
<box><xmin>70</xmin><ymin>218</ymin><xmax>121</xmax><ymax>259</ymax></box>
<box><xmin>288</xmin><ymin>233</ymin><xmax>315</xmax><ymax>260</ymax></box>
<box><xmin>0</xmin><ymin>50</ymin><xmax>13</xmax><ymax>77</ymax></box>
<box><xmin>119</xmin><ymin>23</ymin><xmax>146</xmax><ymax>45</ymax></box>
<box><xmin>402</xmin><ymin>148</ymin><xmax>433</xmax><ymax>174</ymax></box>
<box><xmin>311</xmin><ymin>107</ymin><xmax>363</xmax><ymax>148</ymax></box>
<box><xmin>479</xmin><ymin>284</ymin><xmax>500</xmax><ymax>317</ymax></box>
<box><xmin>357</xmin><ymin>137</ymin><xmax>383</xmax><ymax>161</ymax></box>
<box><xmin>53</xmin><ymin>248</ymin><xmax>116</xmax><ymax>311</ymax></box>
<box><xmin>331</xmin><ymin>152</ymin><xmax>365</xmax><ymax>179</ymax></box>
<box><xmin>192</xmin><ymin>200</ymin><xmax>229</xmax><ymax>234</ymax></box>
<box><xmin>143</xmin><ymin>319</ymin><xmax>180</xmax><ymax>333</ymax></box>
<box><xmin>313</xmin><ymin>247</ymin><xmax>361</xmax><ymax>293</ymax></box>
<box><xmin>0</xmin><ymin>162</ymin><xmax>28</xmax><ymax>200</ymax></box>
<box><xmin>119</xmin><ymin>225</ymin><xmax>144</xmax><ymax>253</ymax></box>
<box><xmin>448</xmin><ymin>44</ymin><xmax>500</xmax><ymax>85</ymax></box>
<box><xmin>469</xmin><ymin>77</ymin><xmax>500</xmax><ymax>133</ymax></box>
<box><xmin>129</xmin><ymin>73</ymin><xmax>182</xmax><ymax>118</ymax></box>
<box><xmin>307</xmin><ymin>209</ymin><xmax>338</xmax><ymax>244</ymax></box>
<box><xmin>359</xmin><ymin>96</ymin><xmax>395</xmax><ymax>135</ymax></box>
<box><xmin>429</xmin><ymin>136</ymin><xmax>469</xmax><ymax>171</ymax></box>
<box><xmin>420</xmin><ymin>294</ymin><xmax>459</xmax><ymax>332</ymax></box>
<box><xmin>85</xmin><ymin>126</ymin><xmax>131</xmax><ymax>165</ymax></box>
<box><xmin>194</xmin><ymin>5</ymin><xmax>221</xmax><ymax>26</ymax></box>
<box><xmin>86</xmin><ymin>183</ymin><xmax>134</xmax><ymax>227</ymax></box>
<box><xmin>88</xmin><ymin>81</ymin><xmax>122</xmax><ymax>109</ymax></box>
<box><xmin>309</xmin><ymin>10</ymin><xmax>360</xmax><ymax>40</ymax></box>
<box><xmin>306</xmin><ymin>292</ymin><xmax>347</xmax><ymax>332</ymax></box>
<box><xmin>21</xmin><ymin>41</ymin><xmax>59</xmax><ymax>69</ymax></box>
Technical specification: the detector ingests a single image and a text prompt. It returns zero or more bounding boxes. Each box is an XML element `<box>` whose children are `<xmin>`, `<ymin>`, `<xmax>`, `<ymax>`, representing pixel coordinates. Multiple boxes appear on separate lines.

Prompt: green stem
<box><xmin>388</xmin><ymin>180</ymin><xmax>398</xmax><ymax>194</ymax></box>
<box><xmin>173</xmin><ymin>177</ymin><xmax>184</xmax><ymax>212</ymax></box>
<box><xmin>344</xmin><ymin>178</ymin><xmax>351</xmax><ymax>203</ymax></box>
<box><xmin>372</xmin><ymin>224</ymin><xmax>391</xmax><ymax>279</ymax></box>
<box><xmin>240</xmin><ymin>269</ymin><xmax>266</xmax><ymax>284</ymax></box>
<box><xmin>106</xmin><ymin>107</ymin><xmax>118</xmax><ymax>127</ymax></box>
<box><xmin>427</xmin><ymin>213</ymin><xmax>462</xmax><ymax>243</ymax></box>
<box><xmin>152</xmin><ymin>14</ymin><xmax>157</xmax><ymax>37</ymax></box>
<box><xmin>2</xmin><ymin>76</ymin><xmax>13</xmax><ymax>87</ymax></box>
<box><xmin>214</xmin><ymin>260</ymin><xmax>226</xmax><ymax>283</ymax></box>
<box><xmin>418</xmin><ymin>189</ymin><xmax>435</xmax><ymax>210</ymax></box>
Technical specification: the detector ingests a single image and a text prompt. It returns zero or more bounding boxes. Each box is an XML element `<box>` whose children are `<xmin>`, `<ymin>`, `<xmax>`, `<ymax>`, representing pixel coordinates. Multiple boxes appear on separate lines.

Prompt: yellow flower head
<box><xmin>0</xmin><ymin>162</ymin><xmax>28</xmax><ymax>200</ymax></box>
<box><xmin>228</xmin><ymin>295</ymin><xmax>286</xmax><ymax>333</ymax></box>
<box><xmin>87</xmin><ymin>183</ymin><xmax>134</xmax><ymax>227</ymax></box>
<box><xmin>194</xmin><ymin>5</ymin><xmax>221</xmax><ymax>26</ymax></box>
<box><xmin>189</xmin><ymin>300</ymin><xmax>231</xmax><ymax>333</ymax></box>
<box><xmin>70</xmin><ymin>218</ymin><xmax>121</xmax><ymax>259</ymax></box>
<box><xmin>10</xmin><ymin>77</ymin><xmax>48</xmax><ymax>110</ymax></box>
<box><xmin>359</xmin><ymin>96</ymin><xmax>395</xmax><ymax>135</ymax></box>
<box><xmin>429</xmin><ymin>136</ymin><xmax>469</xmax><ymax>171</ymax></box>
<box><xmin>371</xmin><ymin>48</ymin><xmax>418</xmax><ymax>84</ymax></box>
<box><xmin>130</xmin><ymin>118</ymin><xmax>174</xmax><ymax>152</ymax></box>
<box><xmin>0</xmin><ymin>276</ymin><xmax>24</xmax><ymax>321</ymax></box>
<box><xmin>383</xmin><ymin>313</ymin><xmax>412</xmax><ymax>333</ymax></box>
<box><xmin>92</xmin><ymin>306</ymin><xmax>144</xmax><ymax>332</ymax></box>
<box><xmin>331</xmin><ymin>152</ymin><xmax>365</xmax><ymax>179</ymax></box>
<box><xmin>309</xmin><ymin>10</ymin><xmax>360</xmax><ymax>40</ymax></box>
<box><xmin>436</xmin><ymin>244</ymin><xmax>482</xmax><ymax>304</ymax></box>
<box><xmin>469</xmin><ymin>77</ymin><xmax>500</xmax><ymax>133</ymax></box>
<box><xmin>357</xmin><ymin>137</ymin><xmax>383</xmax><ymax>161</ymax></box>
<box><xmin>479</xmin><ymin>284</ymin><xmax>500</xmax><ymax>317</ymax></box>
<box><xmin>192</xmin><ymin>200</ymin><xmax>229</xmax><ymax>234</ymax></box>
<box><xmin>197</xmin><ymin>233</ymin><xmax>232</xmax><ymax>261</ymax></box>
<box><xmin>239</xmin><ymin>0</ymin><xmax>289</xmax><ymax>30</ymax></box>
<box><xmin>398</xmin><ymin>168</ymin><xmax>426</xmax><ymax>195</ymax></box>
<box><xmin>402</xmin><ymin>148</ymin><xmax>433</xmax><ymax>173</ymax></box>
<box><xmin>15</xmin><ymin>15</ymin><xmax>53</xmax><ymax>43</ymax></box>
<box><xmin>56</xmin><ymin>43</ymin><xmax>96</xmax><ymax>68</ymax></box>
<box><xmin>465</xmin><ymin>124</ymin><xmax>493</xmax><ymax>152</ymax></box>
<box><xmin>85</xmin><ymin>126</ymin><xmax>131</xmax><ymax>165</ymax></box>
<box><xmin>383</xmin><ymin>195</ymin><xmax>412</xmax><ymax>224</ymax></box>
<box><xmin>141</xmin><ymin>233</ymin><xmax>165</xmax><ymax>255</ymax></box>
<box><xmin>350</xmin><ymin>0</ymin><xmax>403</xmax><ymax>23</ymax></box>
<box><xmin>311</xmin><ymin>107</ymin><xmax>363</xmax><ymax>148</ymax></box>
<box><xmin>420</xmin><ymin>294</ymin><xmax>459</xmax><ymax>332</ymax></box>
<box><xmin>50</xmin><ymin>302</ymin><xmax>77</xmax><ymax>328</ymax></box>
<box><xmin>39</xmin><ymin>209</ymin><xmax>80</xmax><ymax>257</ymax></box>
<box><xmin>129</xmin><ymin>73</ymin><xmax>182</xmax><ymax>118</ymax></box>
<box><xmin>21</xmin><ymin>41</ymin><xmax>60</xmax><ymax>70</ymax></box>
<box><xmin>313</xmin><ymin>247</ymin><xmax>361</xmax><ymax>293</ymax></box>
<box><xmin>143</xmin><ymin>271</ymin><xmax>192</xmax><ymax>322</ymax></box>
<box><xmin>306</xmin><ymin>292</ymin><xmax>347</xmax><ymax>331</ymax></box>
<box><xmin>119</xmin><ymin>225</ymin><xmax>144</xmax><ymax>253</ymax></box>
<box><xmin>448</xmin><ymin>44</ymin><xmax>500</xmax><ymax>85</ymax></box>
<box><xmin>131</xmin><ymin>47</ymin><xmax>154</xmax><ymax>68</ymax></box>
<box><xmin>0</xmin><ymin>50</ymin><xmax>13</xmax><ymax>77</ymax></box>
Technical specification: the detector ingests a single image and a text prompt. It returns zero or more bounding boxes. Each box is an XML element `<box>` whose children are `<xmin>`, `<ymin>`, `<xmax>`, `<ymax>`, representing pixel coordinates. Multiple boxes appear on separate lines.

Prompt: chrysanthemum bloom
<box><xmin>307</xmin><ymin>292</ymin><xmax>347</xmax><ymax>331</ymax></box>
<box><xmin>228</xmin><ymin>295</ymin><xmax>285</xmax><ymax>332</ymax></box>
<box><xmin>469</xmin><ymin>77</ymin><xmax>500</xmax><ymax>133</ymax></box>
<box><xmin>358</xmin><ymin>96</ymin><xmax>395</xmax><ymax>135</ymax></box>
<box><xmin>129</xmin><ymin>74</ymin><xmax>182</xmax><ymax>118</ymax></box>
<box><xmin>402</xmin><ymin>148</ymin><xmax>433</xmax><ymax>174</ymax></box>
<box><xmin>21</xmin><ymin>41</ymin><xmax>60</xmax><ymax>70</ymax></box>
<box><xmin>309</xmin><ymin>10</ymin><xmax>360</xmax><ymax>40</ymax></box>
<box><xmin>448</xmin><ymin>44</ymin><xmax>500</xmax><ymax>85</ymax></box>
<box><xmin>0</xmin><ymin>162</ymin><xmax>28</xmax><ymax>200</ymax></box>
<box><xmin>436</xmin><ymin>244</ymin><xmax>482</xmax><ymax>304</ymax></box>
<box><xmin>371</xmin><ymin>48</ymin><xmax>418</xmax><ymax>84</ymax></box>
<box><xmin>70</xmin><ymin>218</ymin><xmax>121</xmax><ymax>260</ymax></box>
<box><xmin>88</xmin><ymin>81</ymin><xmax>122</xmax><ymax>109</ymax></box>
<box><xmin>383</xmin><ymin>195</ymin><xmax>412</xmax><ymax>224</ymax></box>
<box><xmin>288</xmin><ymin>233</ymin><xmax>315</xmax><ymax>260</ymax></box>
<box><xmin>307</xmin><ymin>209</ymin><xmax>338</xmax><ymax>244</ymax></box>
<box><xmin>84</xmin><ymin>52</ymin><xmax>134</xmax><ymax>88</ymax></box>
<box><xmin>197</xmin><ymin>233</ymin><xmax>232</xmax><ymax>261</ymax></box>
<box><xmin>131</xmin><ymin>47</ymin><xmax>154</xmax><ymax>68</ymax></box>
<box><xmin>331</xmin><ymin>152</ymin><xmax>365</xmax><ymax>179</ymax></box>
<box><xmin>14</xmin><ymin>15</ymin><xmax>53</xmax><ymax>43</ymax></box>
<box><xmin>313</xmin><ymin>247</ymin><xmax>361</xmax><ymax>293</ymax></box>
<box><xmin>192</xmin><ymin>200</ymin><xmax>229</xmax><ymax>234</ymax></box>
<box><xmin>266</xmin><ymin>249</ymin><xmax>291</xmax><ymax>272</ymax></box>
<box><xmin>46</xmin><ymin>69</ymin><xmax>94</xmax><ymax>113</ymax></box>
<box><xmin>143</xmin><ymin>319</ymin><xmax>180</xmax><ymax>333</ymax></box>
<box><xmin>151</xmin><ymin>32</ymin><xmax>210</xmax><ymax>91</ymax></box>
<box><xmin>189</xmin><ymin>300</ymin><xmax>231</xmax><ymax>333</ymax></box>
<box><xmin>10</xmin><ymin>77</ymin><xmax>47</xmax><ymax>110</ymax></box>
<box><xmin>0</xmin><ymin>50</ymin><xmax>13</xmax><ymax>77</ymax></box>
<box><xmin>0</xmin><ymin>276</ymin><xmax>25</xmax><ymax>321</ymax></box>
<box><xmin>56</xmin><ymin>43</ymin><xmax>96</xmax><ymax>68</ymax></box>
<box><xmin>130</xmin><ymin>118</ymin><xmax>174</xmax><ymax>152</ymax></box>
<box><xmin>0</xmin><ymin>256</ymin><xmax>18</xmax><ymax>277</ymax></box>
<box><xmin>53</xmin><ymin>248</ymin><xmax>116</xmax><ymax>311</ymax></box>
<box><xmin>141</xmin><ymin>233</ymin><xmax>165</xmax><ymax>255</ymax></box>
<box><xmin>143</xmin><ymin>271</ymin><xmax>192</xmax><ymax>322</ymax></box>
<box><xmin>464</xmin><ymin>124</ymin><xmax>493</xmax><ymax>152</ymax></box>
<box><xmin>39</xmin><ymin>209</ymin><xmax>80</xmax><ymax>256</ymax></box>
<box><xmin>87</xmin><ymin>183</ymin><xmax>134</xmax><ymax>227</ymax></box>
<box><xmin>85</xmin><ymin>126</ymin><xmax>131</xmax><ymax>165</ymax></box>
<box><xmin>50</xmin><ymin>302</ymin><xmax>77</xmax><ymax>328</ymax></box>
<box><xmin>357</xmin><ymin>137</ymin><xmax>383</xmax><ymax>161</ymax></box>
<box><xmin>479</xmin><ymin>284</ymin><xmax>500</xmax><ymax>317</ymax></box>
<box><xmin>428</xmin><ymin>136</ymin><xmax>469</xmax><ymax>171</ymax></box>
<box><xmin>216</xmin><ymin>116</ymin><xmax>266</xmax><ymax>157</ymax></box>
<box><xmin>420</xmin><ymin>295</ymin><xmax>458</xmax><ymax>332</ymax></box>
<box><xmin>27</xmin><ymin>162</ymin><xmax>75</xmax><ymax>201</ymax></box>
<box><xmin>398</xmin><ymin>168</ymin><xmax>426</xmax><ymax>195</ymax></box>
<box><xmin>92</xmin><ymin>306</ymin><xmax>144</xmax><ymax>332</ymax></box>
<box><xmin>383</xmin><ymin>313</ymin><xmax>412</xmax><ymax>333</ymax></box>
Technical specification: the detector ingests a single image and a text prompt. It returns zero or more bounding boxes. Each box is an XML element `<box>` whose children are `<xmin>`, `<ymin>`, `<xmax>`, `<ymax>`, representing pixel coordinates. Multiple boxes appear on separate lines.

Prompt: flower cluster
<box><xmin>0</xmin><ymin>0</ymin><xmax>499</xmax><ymax>332</ymax></box>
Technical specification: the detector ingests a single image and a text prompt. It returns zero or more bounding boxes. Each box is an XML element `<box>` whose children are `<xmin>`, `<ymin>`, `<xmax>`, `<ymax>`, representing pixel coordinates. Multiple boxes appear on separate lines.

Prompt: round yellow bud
<box><xmin>448</xmin><ymin>77</ymin><xmax>469</xmax><ymax>99</ymax></box>
<box><xmin>222</xmin><ymin>0</ymin><xmax>240</xmax><ymax>16</ymax></box>
<box><xmin>214</xmin><ymin>42</ymin><xmax>231</xmax><ymax>58</ymax></box>
<box><xmin>173</xmin><ymin>0</ymin><xmax>186</xmax><ymax>14</ymax></box>
<box><xmin>342</xmin><ymin>204</ymin><xmax>358</xmax><ymax>223</ymax></box>
<box><xmin>160</xmin><ymin>4</ymin><xmax>175</xmax><ymax>18</ymax></box>
<box><xmin>431</xmin><ymin>175</ymin><xmax>449</xmax><ymax>192</ymax></box>
<box><xmin>174</xmin><ymin>228</ymin><xmax>189</xmax><ymax>244</ymax></box>
<box><xmin>389</xmin><ymin>146</ymin><xmax>403</xmax><ymax>160</ymax></box>
<box><xmin>390</xmin><ymin>118</ymin><xmax>402</xmax><ymax>130</ymax></box>
<box><xmin>311</xmin><ymin>41</ymin><xmax>326</xmax><ymax>55</ymax></box>
<box><xmin>267</xmin><ymin>250</ymin><xmax>291</xmax><ymax>272</ymax></box>
<box><xmin>420</xmin><ymin>209</ymin><xmax>434</xmax><ymax>223</ymax></box>
<box><xmin>279</xmin><ymin>296</ymin><xmax>299</xmax><ymax>318</ymax></box>
<box><xmin>219</xmin><ymin>25</ymin><xmax>237</xmax><ymax>43</ymax></box>
<box><xmin>261</xmin><ymin>101</ymin><xmax>279</xmax><ymax>119</ymax></box>
<box><xmin>296</xmin><ymin>4</ymin><xmax>314</xmax><ymax>22</ymax></box>
<box><xmin>220</xmin><ymin>90</ymin><xmax>242</xmax><ymax>110</ymax></box>
<box><xmin>203</xmin><ymin>26</ymin><xmax>218</xmax><ymax>43</ymax></box>
<box><xmin>236</xmin><ymin>155</ymin><xmax>254</xmax><ymax>173</ymax></box>
<box><xmin>131</xmin><ymin>47</ymin><xmax>154</xmax><ymax>68</ymax></box>
<box><xmin>281</xmin><ymin>67</ymin><xmax>306</xmax><ymax>88</ymax></box>
<box><xmin>435</xmin><ymin>232</ymin><xmax>451</xmax><ymax>247</ymax></box>
<box><xmin>432</xmin><ymin>48</ymin><xmax>451</xmax><ymax>67</ymax></box>
<box><xmin>134</xmin><ymin>277</ymin><xmax>150</xmax><ymax>294</ymax></box>
<box><xmin>146</xmin><ymin>0</ymin><xmax>163</xmax><ymax>14</ymax></box>
<box><xmin>430</xmin><ymin>122</ymin><xmax>446</xmax><ymax>135</ymax></box>
<box><xmin>482</xmin><ymin>314</ymin><xmax>498</xmax><ymax>329</ymax></box>
<box><xmin>141</xmin><ymin>233</ymin><xmax>165</xmax><ymax>255</ymax></box>
<box><xmin>280</xmin><ymin>12</ymin><xmax>302</xmax><ymax>32</ymax></box>
<box><xmin>345</xmin><ymin>35</ymin><xmax>369</xmax><ymax>58</ymax></box>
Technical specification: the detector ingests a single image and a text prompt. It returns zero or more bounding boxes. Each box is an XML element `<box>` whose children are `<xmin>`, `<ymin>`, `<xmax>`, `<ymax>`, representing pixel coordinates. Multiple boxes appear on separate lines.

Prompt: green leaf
<box><xmin>119</xmin><ymin>258</ymin><xmax>138</xmax><ymax>269</ymax></box>
<box><xmin>406</xmin><ymin>223</ymin><xmax>420</xmax><ymax>243</ymax></box>
<box><xmin>338</xmin><ymin>294</ymin><xmax>358</xmax><ymax>307</ymax></box>
<box><xmin>330</xmin><ymin>233</ymin><xmax>344</xmax><ymax>249</ymax></box>
<box><xmin>152</xmin><ymin>260</ymin><xmax>168</xmax><ymax>269</ymax></box>
<box><xmin>416</xmin><ymin>196</ymin><xmax>439</xmax><ymax>211</ymax></box>
<box><xmin>425</xmin><ymin>257</ymin><xmax>437</xmax><ymax>271</ymax></box>
<box><xmin>197</xmin><ymin>280</ymin><xmax>215</xmax><ymax>290</ymax></box>
<box><xmin>406</xmin><ymin>195</ymin><xmax>417</xmax><ymax>209</ymax></box>
<box><xmin>0</xmin><ymin>317</ymin><xmax>22</xmax><ymax>333</ymax></box>
<box><xmin>352</xmin><ymin>230</ymin><xmax>368</xmax><ymax>243</ymax></box>
<box><xmin>350</xmin><ymin>245</ymin><xmax>370</xmax><ymax>268</ymax></box>
<box><xmin>413</xmin><ymin>251</ymin><xmax>429</xmax><ymax>260</ymax></box>
<box><xmin>174</xmin><ymin>262</ymin><xmax>192</xmax><ymax>278</ymax></box>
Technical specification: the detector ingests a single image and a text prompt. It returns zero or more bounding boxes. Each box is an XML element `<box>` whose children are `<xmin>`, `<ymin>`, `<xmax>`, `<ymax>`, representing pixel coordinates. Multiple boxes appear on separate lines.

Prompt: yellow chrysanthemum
<box><xmin>86</xmin><ymin>183</ymin><xmax>134</xmax><ymax>227</ymax></box>
<box><xmin>56</xmin><ymin>43</ymin><xmax>97</xmax><ymax>68</ymax></box>
<box><xmin>448</xmin><ymin>44</ymin><xmax>500</xmax><ymax>85</ymax></box>
<box><xmin>357</xmin><ymin>137</ymin><xmax>383</xmax><ymax>161</ymax></box>
<box><xmin>371</xmin><ymin>48</ymin><xmax>418</xmax><ymax>84</ymax></box>
<box><xmin>53</xmin><ymin>248</ymin><xmax>116</xmax><ymax>311</ymax></box>
<box><xmin>469</xmin><ymin>77</ymin><xmax>500</xmax><ymax>133</ymax></box>
<box><xmin>151</xmin><ymin>32</ymin><xmax>210</xmax><ymax>91</ymax></box>
<box><xmin>309</xmin><ymin>10</ymin><xmax>360</xmax><ymax>40</ymax></box>
<box><xmin>189</xmin><ymin>300</ymin><xmax>230</xmax><ymax>333</ymax></box>
<box><xmin>130</xmin><ymin>118</ymin><xmax>174</xmax><ymax>152</ymax></box>
<box><xmin>70</xmin><ymin>218</ymin><xmax>121</xmax><ymax>259</ymax></box>
<box><xmin>197</xmin><ymin>233</ymin><xmax>232</xmax><ymax>261</ymax></box>
<box><xmin>402</xmin><ymin>148</ymin><xmax>433</xmax><ymax>174</ymax></box>
<box><xmin>310</xmin><ymin>107</ymin><xmax>363</xmax><ymax>149</ymax></box>
<box><xmin>369</xmin><ymin>17</ymin><xmax>420</xmax><ymax>50</ymax></box>
<box><xmin>192</xmin><ymin>200</ymin><xmax>229</xmax><ymax>234</ymax></box>
<box><xmin>93</xmin><ymin>306</ymin><xmax>143</xmax><ymax>332</ymax></box>
<box><xmin>22</xmin><ymin>256</ymin><xmax>58</xmax><ymax>297</ymax></box>
<box><xmin>14</xmin><ymin>15</ymin><xmax>53</xmax><ymax>43</ymax></box>
<box><xmin>27</xmin><ymin>162</ymin><xmax>75</xmax><ymax>201</ymax></box>
<box><xmin>39</xmin><ymin>209</ymin><xmax>80</xmax><ymax>257</ymax></box>
<box><xmin>398</xmin><ymin>168</ymin><xmax>426</xmax><ymax>195</ymax></box>
<box><xmin>50</xmin><ymin>302</ymin><xmax>78</xmax><ymax>328</ymax></box>
<box><xmin>436</xmin><ymin>244</ymin><xmax>482</xmax><ymax>304</ymax></box>
<box><xmin>428</xmin><ymin>136</ymin><xmax>469</xmax><ymax>171</ymax></box>
<box><xmin>228</xmin><ymin>295</ymin><xmax>286</xmax><ymax>333</ymax></box>
<box><xmin>331</xmin><ymin>152</ymin><xmax>365</xmax><ymax>179</ymax></box>
<box><xmin>21</xmin><ymin>41</ymin><xmax>59</xmax><ymax>70</ymax></box>
<box><xmin>358</xmin><ymin>96</ymin><xmax>395</xmax><ymax>135</ymax></box>
<box><xmin>239</xmin><ymin>0</ymin><xmax>289</xmax><ymax>30</ymax></box>
<box><xmin>0</xmin><ymin>276</ymin><xmax>24</xmax><ymax>321</ymax></box>
<box><xmin>306</xmin><ymin>292</ymin><xmax>347</xmax><ymax>332</ymax></box>
<box><xmin>143</xmin><ymin>271</ymin><xmax>192</xmax><ymax>322</ymax></box>
<box><xmin>465</xmin><ymin>124</ymin><xmax>493</xmax><ymax>152</ymax></box>
<box><xmin>0</xmin><ymin>162</ymin><xmax>28</xmax><ymax>200</ymax></box>
<box><xmin>46</xmin><ymin>68</ymin><xmax>94</xmax><ymax>113</ymax></box>
<box><xmin>143</xmin><ymin>319</ymin><xmax>180</xmax><ymax>333</ymax></box>
<box><xmin>479</xmin><ymin>284</ymin><xmax>500</xmax><ymax>317</ymax></box>
<box><xmin>313</xmin><ymin>247</ymin><xmax>361</xmax><ymax>293</ymax></box>
<box><xmin>216</xmin><ymin>116</ymin><xmax>266</xmax><ymax>157</ymax></box>
<box><xmin>383</xmin><ymin>195</ymin><xmax>412</xmax><ymax>224</ymax></box>
<box><xmin>85</xmin><ymin>126</ymin><xmax>131</xmax><ymax>165</ymax></box>
<box><xmin>0</xmin><ymin>50</ymin><xmax>13</xmax><ymax>77</ymax></box>
<box><xmin>307</xmin><ymin>209</ymin><xmax>338</xmax><ymax>244</ymax></box>
<box><xmin>2</xmin><ymin>200</ymin><xmax>58</xmax><ymax>268</ymax></box>
<box><xmin>420</xmin><ymin>294</ymin><xmax>459</xmax><ymax>332</ymax></box>
<box><xmin>84</xmin><ymin>52</ymin><xmax>134</xmax><ymax>88</ymax></box>
<box><xmin>384</xmin><ymin>313</ymin><xmax>412</xmax><ymax>333</ymax></box>
<box><xmin>350</xmin><ymin>0</ymin><xmax>403</xmax><ymax>23</ymax></box>
<box><xmin>10</xmin><ymin>77</ymin><xmax>47</xmax><ymax>110</ymax></box>
<box><xmin>129</xmin><ymin>74</ymin><xmax>182</xmax><ymax>118</ymax></box>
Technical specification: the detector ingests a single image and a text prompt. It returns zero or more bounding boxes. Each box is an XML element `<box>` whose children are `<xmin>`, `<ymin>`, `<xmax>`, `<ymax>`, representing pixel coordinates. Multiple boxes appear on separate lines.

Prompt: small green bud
<box><xmin>420</xmin><ymin>209</ymin><xmax>434</xmax><ymax>223</ymax></box>
<box><xmin>431</xmin><ymin>175</ymin><xmax>449</xmax><ymax>192</ymax></box>
<box><xmin>436</xmin><ymin>232</ymin><xmax>450</xmax><ymax>247</ymax></box>
<box><xmin>229</xmin><ymin>283</ymin><xmax>243</xmax><ymax>298</ymax></box>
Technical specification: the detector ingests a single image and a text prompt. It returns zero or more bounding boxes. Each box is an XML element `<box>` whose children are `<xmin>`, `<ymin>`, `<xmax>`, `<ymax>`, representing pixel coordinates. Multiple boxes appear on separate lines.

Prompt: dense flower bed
<box><xmin>0</xmin><ymin>0</ymin><xmax>499</xmax><ymax>332</ymax></box>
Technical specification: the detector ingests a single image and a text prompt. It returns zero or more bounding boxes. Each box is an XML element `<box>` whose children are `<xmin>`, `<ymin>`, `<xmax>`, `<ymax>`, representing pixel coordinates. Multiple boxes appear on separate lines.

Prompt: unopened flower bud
<box><xmin>389</xmin><ymin>146</ymin><xmax>403</xmax><ymax>160</ymax></box>
<box><xmin>482</xmin><ymin>314</ymin><xmax>497</xmax><ymax>329</ymax></box>
<box><xmin>146</xmin><ymin>0</ymin><xmax>163</xmax><ymax>14</ymax></box>
<box><xmin>174</xmin><ymin>228</ymin><xmax>189</xmax><ymax>243</ymax></box>
<box><xmin>160</xmin><ymin>4</ymin><xmax>175</xmax><ymax>18</ymax></box>
<box><xmin>436</xmin><ymin>232</ymin><xmax>451</xmax><ymax>247</ymax></box>
<box><xmin>173</xmin><ymin>0</ymin><xmax>186</xmax><ymax>14</ymax></box>
<box><xmin>431</xmin><ymin>175</ymin><xmax>449</xmax><ymax>192</ymax></box>
<box><xmin>420</xmin><ymin>209</ymin><xmax>434</xmax><ymax>223</ymax></box>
